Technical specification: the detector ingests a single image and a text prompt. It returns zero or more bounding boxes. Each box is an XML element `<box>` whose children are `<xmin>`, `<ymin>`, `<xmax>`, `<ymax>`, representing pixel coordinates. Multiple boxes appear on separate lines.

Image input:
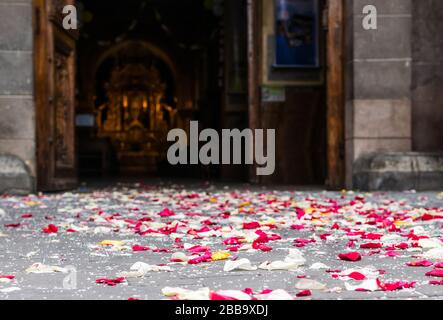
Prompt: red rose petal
<box><xmin>243</xmin><ymin>222</ymin><xmax>260</xmax><ymax>230</ymax></box>
<box><xmin>377</xmin><ymin>278</ymin><xmax>416</xmax><ymax>291</ymax></box>
<box><xmin>96</xmin><ymin>277</ymin><xmax>126</xmax><ymax>286</ymax></box>
<box><xmin>223</xmin><ymin>237</ymin><xmax>244</xmax><ymax>245</ymax></box>
<box><xmin>338</xmin><ymin>252</ymin><xmax>362</xmax><ymax>262</ymax></box>
<box><xmin>360</xmin><ymin>243</ymin><xmax>383</xmax><ymax>249</ymax></box>
<box><xmin>331</xmin><ymin>223</ymin><xmax>340</xmax><ymax>230</ymax></box>
<box><xmin>158</xmin><ymin>208</ymin><xmax>175</xmax><ymax>217</ymax></box>
<box><xmin>132</xmin><ymin>245</ymin><xmax>151</xmax><ymax>252</ymax></box>
<box><xmin>260</xmin><ymin>289</ymin><xmax>273</xmax><ymax>294</ymax></box>
<box><xmin>186</xmin><ymin>245</ymin><xmax>210</xmax><ymax>254</ymax></box>
<box><xmin>385</xmin><ymin>251</ymin><xmax>399</xmax><ymax>257</ymax></box>
<box><xmin>347</xmin><ymin>272</ymin><xmax>367</xmax><ymax>281</ymax></box>
<box><xmin>426</xmin><ymin>269</ymin><xmax>443</xmax><ymax>277</ymax></box>
<box><xmin>362</xmin><ymin>233</ymin><xmax>383</xmax><ymax>240</ymax></box>
<box><xmin>296</xmin><ymin>290</ymin><xmax>312</xmax><ymax>297</ymax></box>
<box><xmin>242</xmin><ymin>288</ymin><xmax>254</xmax><ymax>295</ymax></box>
<box><xmin>396</xmin><ymin>243</ymin><xmax>409</xmax><ymax>250</ymax></box>
<box><xmin>188</xmin><ymin>253</ymin><xmax>212</xmax><ymax>265</ymax></box>
<box><xmin>252</xmin><ymin>241</ymin><xmax>272</xmax><ymax>252</ymax></box>
<box><xmin>210</xmin><ymin>292</ymin><xmax>238</xmax><ymax>300</ymax></box>
<box><xmin>320</xmin><ymin>233</ymin><xmax>332</xmax><ymax>241</ymax></box>
<box><xmin>4</xmin><ymin>223</ymin><xmax>20</xmax><ymax>228</ymax></box>
<box><xmin>406</xmin><ymin>260</ymin><xmax>433</xmax><ymax>267</ymax></box>
<box><xmin>42</xmin><ymin>224</ymin><xmax>58</xmax><ymax>234</ymax></box>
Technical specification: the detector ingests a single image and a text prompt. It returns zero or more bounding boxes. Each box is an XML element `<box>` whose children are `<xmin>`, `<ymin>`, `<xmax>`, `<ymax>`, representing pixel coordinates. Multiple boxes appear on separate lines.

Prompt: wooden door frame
<box><xmin>325</xmin><ymin>0</ymin><xmax>346</xmax><ymax>189</ymax></box>
<box><xmin>33</xmin><ymin>0</ymin><xmax>78</xmax><ymax>191</ymax></box>
<box><xmin>247</xmin><ymin>0</ymin><xmax>346</xmax><ymax>188</ymax></box>
<box><xmin>33</xmin><ymin>0</ymin><xmax>50</xmax><ymax>191</ymax></box>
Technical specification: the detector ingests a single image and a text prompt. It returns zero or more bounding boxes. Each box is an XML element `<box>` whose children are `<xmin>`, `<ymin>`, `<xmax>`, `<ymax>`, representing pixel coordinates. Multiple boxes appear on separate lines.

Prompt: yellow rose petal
<box><xmin>99</xmin><ymin>240</ymin><xmax>125</xmax><ymax>247</ymax></box>
<box><xmin>211</xmin><ymin>251</ymin><xmax>231</xmax><ymax>261</ymax></box>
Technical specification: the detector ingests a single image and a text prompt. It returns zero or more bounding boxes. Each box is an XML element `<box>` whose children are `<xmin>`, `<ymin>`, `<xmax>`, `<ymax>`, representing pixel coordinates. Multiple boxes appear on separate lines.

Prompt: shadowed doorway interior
<box><xmin>53</xmin><ymin>0</ymin><xmax>343</xmax><ymax>185</ymax></box>
<box><xmin>75</xmin><ymin>0</ymin><xmax>233</xmax><ymax>180</ymax></box>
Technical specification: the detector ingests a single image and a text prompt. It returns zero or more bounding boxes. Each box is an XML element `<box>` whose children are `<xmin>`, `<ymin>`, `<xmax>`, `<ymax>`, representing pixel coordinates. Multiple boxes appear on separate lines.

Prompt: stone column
<box><xmin>0</xmin><ymin>0</ymin><xmax>35</xmax><ymax>193</ymax></box>
<box><xmin>345</xmin><ymin>0</ymin><xmax>413</xmax><ymax>188</ymax></box>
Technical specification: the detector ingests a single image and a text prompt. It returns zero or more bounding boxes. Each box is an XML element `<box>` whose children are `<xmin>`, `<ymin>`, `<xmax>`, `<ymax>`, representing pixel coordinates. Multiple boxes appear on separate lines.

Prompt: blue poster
<box><xmin>274</xmin><ymin>0</ymin><xmax>319</xmax><ymax>68</ymax></box>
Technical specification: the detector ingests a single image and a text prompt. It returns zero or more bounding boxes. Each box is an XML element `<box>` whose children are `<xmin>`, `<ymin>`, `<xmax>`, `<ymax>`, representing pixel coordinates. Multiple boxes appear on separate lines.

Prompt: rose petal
<box><xmin>338</xmin><ymin>252</ymin><xmax>362</xmax><ymax>262</ymax></box>
<box><xmin>426</xmin><ymin>269</ymin><xmax>443</xmax><ymax>277</ymax></box>
<box><xmin>296</xmin><ymin>290</ymin><xmax>312</xmax><ymax>297</ymax></box>
<box><xmin>132</xmin><ymin>245</ymin><xmax>150</xmax><ymax>252</ymax></box>
<box><xmin>347</xmin><ymin>272</ymin><xmax>367</xmax><ymax>281</ymax></box>
<box><xmin>360</xmin><ymin>243</ymin><xmax>383</xmax><ymax>249</ymax></box>
<box><xmin>406</xmin><ymin>260</ymin><xmax>433</xmax><ymax>267</ymax></box>
<box><xmin>42</xmin><ymin>224</ymin><xmax>58</xmax><ymax>234</ymax></box>
<box><xmin>96</xmin><ymin>277</ymin><xmax>126</xmax><ymax>286</ymax></box>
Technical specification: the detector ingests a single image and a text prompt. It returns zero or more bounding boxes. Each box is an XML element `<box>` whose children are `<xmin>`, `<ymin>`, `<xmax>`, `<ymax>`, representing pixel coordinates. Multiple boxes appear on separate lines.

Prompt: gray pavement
<box><xmin>0</xmin><ymin>181</ymin><xmax>443</xmax><ymax>300</ymax></box>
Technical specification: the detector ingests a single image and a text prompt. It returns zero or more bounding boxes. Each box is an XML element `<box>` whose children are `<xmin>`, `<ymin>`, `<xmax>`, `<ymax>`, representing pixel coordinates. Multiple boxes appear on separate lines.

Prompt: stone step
<box><xmin>353</xmin><ymin>152</ymin><xmax>443</xmax><ymax>191</ymax></box>
<box><xmin>0</xmin><ymin>153</ymin><xmax>34</xmax><ymax>195</ymax></box>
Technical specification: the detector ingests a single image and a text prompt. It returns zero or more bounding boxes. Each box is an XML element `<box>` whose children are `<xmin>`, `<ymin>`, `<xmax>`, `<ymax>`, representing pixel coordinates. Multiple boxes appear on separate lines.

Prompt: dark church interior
<box><xmin>75</xmin><ymin>0</ymin><xmax>245</xmax><ymax>180</ymax></box>
<box><xmin>74</xmin><ymin>0</ymin><xmax>326</xmax><ymax>185</ymax></box>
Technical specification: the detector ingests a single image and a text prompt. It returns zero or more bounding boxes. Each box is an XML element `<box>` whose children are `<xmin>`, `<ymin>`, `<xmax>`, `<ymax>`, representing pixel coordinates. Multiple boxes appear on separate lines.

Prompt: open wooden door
<box><xmin>326</xmin><ymin>0</ymin><xmax>346</xmax><ymax>189</ymax></box>
<box><xmin>34</xmin><ymin>0</ymin><xmax>78</xmax><ymax>191</ymax></box>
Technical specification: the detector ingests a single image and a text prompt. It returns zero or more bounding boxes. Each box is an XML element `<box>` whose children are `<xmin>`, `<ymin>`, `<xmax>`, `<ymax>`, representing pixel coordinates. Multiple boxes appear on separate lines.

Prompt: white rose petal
<box><xmin>25</xmin><ymin>263</ymin><xmax>68</xmax><ymax>274</ymax></box>
<box><xmin>295</xmin><ymin>279</ymin><xmax>327</xmax><ymax>291</ymax></box>
<box><xmin>224</xmin><ymin>258</ymin><xmax>257</xmax><ymax>272</ymax></box>
<box><xmin>162</xmin><ymin>287</ymin><xmax>210</xmax><ymax>300</ymax></box>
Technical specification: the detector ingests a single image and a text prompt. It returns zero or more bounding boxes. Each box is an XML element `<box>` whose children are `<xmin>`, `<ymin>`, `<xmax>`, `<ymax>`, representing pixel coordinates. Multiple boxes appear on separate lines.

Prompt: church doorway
<box><xmin>33</xmin><ymin>0</ymin><xmax>345</xmax><ymax>191</ymax></box>
<box><xmin>74</xmin><ymin>0</ymin><xmax>234</xmax><ymax>180</ymax></box>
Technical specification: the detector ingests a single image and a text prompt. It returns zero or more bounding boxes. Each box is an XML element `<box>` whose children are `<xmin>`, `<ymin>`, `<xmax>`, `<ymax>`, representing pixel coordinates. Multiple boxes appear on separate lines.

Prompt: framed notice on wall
<box><xmin>274</xmin><ymin>0</ymin><xmax>320</xmax><ymax>68</ymax></box>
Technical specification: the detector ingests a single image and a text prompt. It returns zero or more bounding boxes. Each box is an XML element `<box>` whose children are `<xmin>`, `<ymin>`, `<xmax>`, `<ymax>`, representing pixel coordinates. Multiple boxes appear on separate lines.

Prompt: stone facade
<box><xmin>0</xmin><ymin>0</ymin><xmax>35</xmax><ymax>193</ymax></box>
<box><xmin>345</xmin><ymin>0</ymin><xmax>413</xmax><ymax>188</ymax></box>
<box><xmin>0</xmin><ymin>0</ymin><xmax>442</xmax><ymax>193</ymax></box>
<box><xmin>349</xmin><ymin>0</ymin><xmax>443</xmax><ymax>190</ymax></box>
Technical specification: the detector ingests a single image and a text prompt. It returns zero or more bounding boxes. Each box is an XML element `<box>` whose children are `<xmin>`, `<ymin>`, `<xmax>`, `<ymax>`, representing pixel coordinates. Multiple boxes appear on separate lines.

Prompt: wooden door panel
<box><xmin>326</xmin><ymin>0</ymin><xmax>345</xmax><ymax>189</ymax></box>
<box><xmin>53</xmin><ymin>31</ymin><xmax>76</xmax><ymax>175</ymax></box>
<box><xmin>34</xmin><ymin>0</ymin><xmax>78</xmax><ymax>191</ymax></box>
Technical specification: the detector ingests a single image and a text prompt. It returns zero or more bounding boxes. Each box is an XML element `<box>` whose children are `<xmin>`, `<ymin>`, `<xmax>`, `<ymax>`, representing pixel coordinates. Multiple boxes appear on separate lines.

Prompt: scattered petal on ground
<box><xmin>296</xmin><ymin>290</ymin><xmax>312</xmax><ymax>297</ymax></box>
<box><xmin>295</xmin><ymin>279</ymin><xmax>327</xmax><ymax>291</ymax></box>
<box><xmin>1</xmin><ymin>184</ymin><xmax>443</xmax><ymax>299</ymax></box>
<box><xmin>96</xmin><ymin>277</ymin><xmax>126</xmax><ymax>286</ymax></box>
<box><xmin>25</xmin><ymin>263</ymin><xmax>68</xmax><ymax>274</ymax></box>
<box><xmin>338</xmin><ymin>252</ymin><xmax>362</xmax><ymax>262</ymax></box>
<box><xmin>224</xmin><ymin>258</ymin><xmax>257</xmax><ymax>272</ymax></box>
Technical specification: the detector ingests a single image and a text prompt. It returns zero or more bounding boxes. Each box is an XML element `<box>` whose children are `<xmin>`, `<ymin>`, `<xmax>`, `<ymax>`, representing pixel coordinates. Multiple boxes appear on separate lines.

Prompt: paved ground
<box><xmin>1</xmin><ymin>180</ymin><xmax>443</xmax><ymax>300</ymax></box>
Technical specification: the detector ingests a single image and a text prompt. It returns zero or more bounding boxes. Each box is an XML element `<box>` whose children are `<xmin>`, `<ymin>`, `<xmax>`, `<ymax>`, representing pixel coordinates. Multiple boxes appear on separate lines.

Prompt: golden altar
<box><xmin>95</xmin><ymin>64</ymin><xmax>177</xmax><ymax>174</ymax></box>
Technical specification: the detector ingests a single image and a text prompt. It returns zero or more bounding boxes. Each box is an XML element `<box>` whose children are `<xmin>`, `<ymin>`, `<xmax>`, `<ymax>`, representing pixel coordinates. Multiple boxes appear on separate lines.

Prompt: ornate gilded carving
<box><xmin>96</xmin><ymin>64</ymin><xmax>178</xmax><ymax>173</ymax></box>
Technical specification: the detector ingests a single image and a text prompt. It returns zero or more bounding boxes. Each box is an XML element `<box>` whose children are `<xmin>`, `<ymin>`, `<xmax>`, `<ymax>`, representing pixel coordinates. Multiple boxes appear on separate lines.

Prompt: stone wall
<box><xmin>0</xmin><ymin>0</ymin><xmax>35</xmax><ymax>193</ymax></box>
<box><xmin>411</xmin><ymin>0</ymin><xmax>443</xmax><ymax>152</ymax></box>
<box><xmin>346</xmin><ymin>0</ymin><xmax>413</xmax><ymax>188</ymax></box>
